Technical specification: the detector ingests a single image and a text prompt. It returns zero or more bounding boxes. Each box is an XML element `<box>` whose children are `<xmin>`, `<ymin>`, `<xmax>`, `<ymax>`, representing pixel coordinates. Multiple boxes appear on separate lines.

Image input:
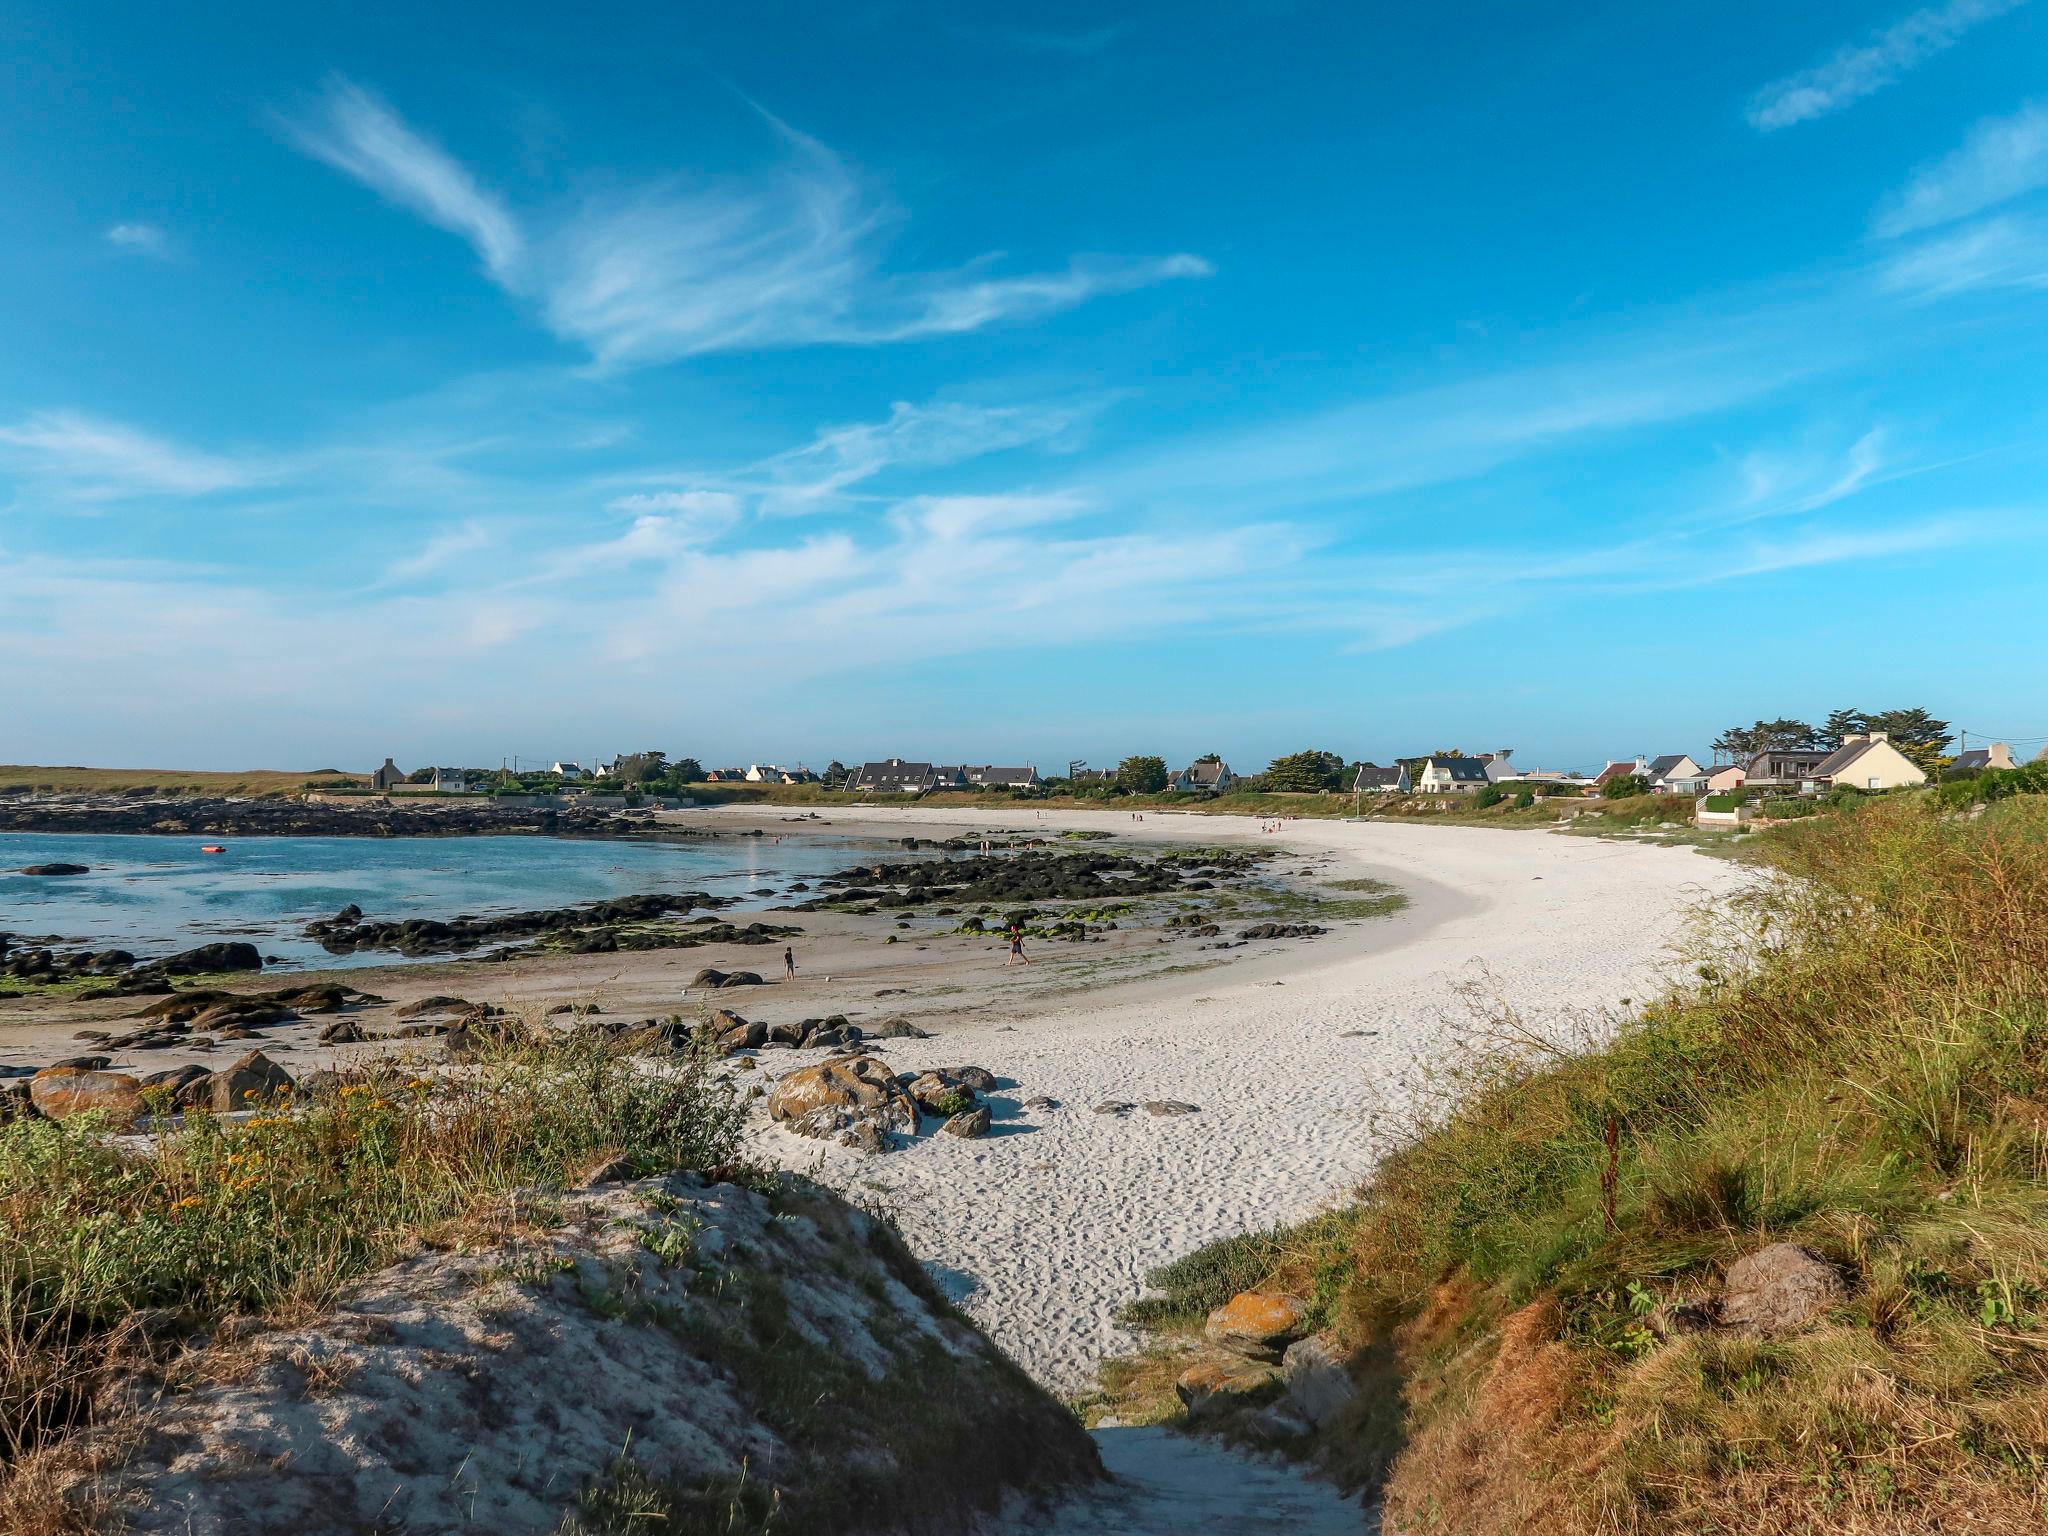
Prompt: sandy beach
<box><xmin>1</xmin><ymin>808</ymin><xmax>1743</xmax><ymax>1395</ymax></box>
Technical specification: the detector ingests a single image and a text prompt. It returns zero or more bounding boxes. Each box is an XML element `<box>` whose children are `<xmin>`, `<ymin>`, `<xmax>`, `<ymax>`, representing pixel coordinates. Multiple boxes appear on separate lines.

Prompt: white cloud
<box><xmin>1873</xmin><ymin>102</ymin><xmax>2048</xmax><ymax>237</ymax></box>
<box><xmin>752</xmin><ymin>398</ymin><xmax>1095</xmax><ymax>513</ymax></box>
<box><xmin>0</xmin><ymin>411</ymin><xmax>253</xmax><ymax>499</ymax></box>
<box><xmin>1747</xmin><ymin>0</ymin><xmax>2024</xmax><ymax>132</ymax></box>
<box><xmin>382</xmin><ymin>520</ymin><xmax>492</xmax><ymax>583</ymax></box>
<box><xmin>287</xmin><ymin>81</ymin><xmax>1208</xmax><ymax>366</ymax></box>
<box><xmin>105</xmin><ymin>222</ymin><xmax>171</xmax><ymax>258</ymax></box>
<box><xmin>1878</xmin><ymin>213</ymin><xmax>2048</xmax><ymax>294</ymax></box>
<box><xmin>286</xmin><ymin>76</ymin><xmax>524</xmax><ymax>280</ymax></box>
<box><xmin>907</xmin><ymin>491</ymin><xmax>1091</xmax><ymax>539</ymax></box>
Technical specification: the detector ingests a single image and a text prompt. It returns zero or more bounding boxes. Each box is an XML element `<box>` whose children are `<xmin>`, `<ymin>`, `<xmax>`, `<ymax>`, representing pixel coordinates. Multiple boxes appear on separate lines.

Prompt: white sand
<box><xmin>730</xmin><ymin>807</ymin><xmax>1746</xmax><ymax>1393</ymax></box>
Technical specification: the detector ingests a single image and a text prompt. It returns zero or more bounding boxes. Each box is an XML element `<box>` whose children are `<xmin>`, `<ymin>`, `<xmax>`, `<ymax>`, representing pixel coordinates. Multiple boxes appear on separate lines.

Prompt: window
<box><xmin>1868</xmin><ymin>776</ymin><xmax>1881</xmax><ymax>790</ymax></box>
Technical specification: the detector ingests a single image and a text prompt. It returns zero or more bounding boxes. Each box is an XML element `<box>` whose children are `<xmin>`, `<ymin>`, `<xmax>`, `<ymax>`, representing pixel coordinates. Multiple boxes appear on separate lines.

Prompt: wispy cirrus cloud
<box><xmin>285</xmin><ymin>76</ymin><xmax>524</xmax><ymax>279</ymax></box>
<box><xmin>1872</xmin><ymin>101</ymin><xmax>2048</xmax><ymax>237</ymax></box>
<box><xmin>1747</xmin><ymin>0</ymin><xmax>2025</xmax><ymax>132</ymax></box>
<box><xmin>0</xmin><ymin>411</ymin><xmax>256</xmax><ymax>500</ymax></box>
<box><xmin>105</xmin><ymin>222</ymin><xmax>172</xmax><ymax>259</ymax></box>
<box><xmin>285</xmin><ymin>78</ymin><xmax>1209</xmax><ymax>368</ymax></box>
<box><xmin>1878</xmin><ymin>212</ymin><xmax>2048</xmax><ymax>294</ymax></box>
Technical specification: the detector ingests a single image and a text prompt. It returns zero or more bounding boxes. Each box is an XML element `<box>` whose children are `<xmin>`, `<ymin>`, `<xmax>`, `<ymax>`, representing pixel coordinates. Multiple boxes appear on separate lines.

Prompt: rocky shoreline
<box><xmin>0</xmin><ymin>793</ymin><xmax>690</xmax><ymax>839</ymax></box>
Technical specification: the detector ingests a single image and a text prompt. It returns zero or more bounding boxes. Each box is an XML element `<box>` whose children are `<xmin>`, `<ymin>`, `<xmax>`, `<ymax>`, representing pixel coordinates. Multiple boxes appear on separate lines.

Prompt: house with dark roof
<box><xmin>1167</xmin><ymin>757</ymin><xmax>1236</xmax><ymax>794</ymax></box>
<box><xmin>370</xmin><ymin>758</ymin><xmax>406</xmax><ymax>791</ymax></box>
<box><xmin>1645</xmin><ymin>754</ymin><xmax>1706</xmax><ymax>793</ymax></box>
<box><xmin>1952</xmin><ymin>742</ymin><xmax>2017</xmax><ymax>773</ymax></box>
<box><xmin>845</xmin><ymin>759</ymin><xmax>939</xmax><ymax>794</ymax></box>
<box><xmin>1741</xmin><ymin>747</ymin><xmax>1834</xmax><ymax>788</ymax></box>
<box><xmin>962</xmin><ymin>765</ymin><xmax>1041</xmax><ymax>790</ymax></box>
<box><xmin>1418</xmin><ymin>756</ymin><xmax>1490</xmax><ymax>793</ymax></box>
<box><xmin>1809</xmin><ymin>732</ymin><xmax>1927</xmax><ymax>792</ymax></box>
<box><xmin>1479</xmin><ymin>749</ymin><xmax>1519</xmax><ymax>783</ymax></box>
<box><xmin>1353</xmin><ymin>762</ymin><xmax>1411</xmax><ymax>794</ymax></box>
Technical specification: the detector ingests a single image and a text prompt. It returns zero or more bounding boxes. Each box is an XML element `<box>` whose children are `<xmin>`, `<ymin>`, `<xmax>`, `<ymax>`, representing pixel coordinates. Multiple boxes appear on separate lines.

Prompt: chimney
<box><xmin>1496</xmin><ymin>748</ymin><xmax>1513</xmax><ymax>763</ymax></box>
<box><xmin>1865</xmin><ymin>731</ymin><xmax>1886</xmax><ymax>744</ymax></box>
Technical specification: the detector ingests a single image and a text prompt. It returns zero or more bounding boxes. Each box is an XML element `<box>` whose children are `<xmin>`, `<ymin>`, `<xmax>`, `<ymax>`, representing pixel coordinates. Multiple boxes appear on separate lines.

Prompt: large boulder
<box><xmin>29</xmin><ymin>1067</ymin><xmax>146</xmax><ymax>1126</ymax></box>
<box><xmin>906</xmin><ymin>1070</ymin><xmax>979</xmax><ymax>1115</ymax></box>
<box><xmin>156</xmin><ymin>942</ymin><xmax>263</xmax><ymax>976</ymax></box>
<box><xmin>205</xmin><ymin>1051</ymin><xmax>295</xmax><ymax>1112</ymax></box>
<box><xmin>20</xmin><ymin>863</ymin><xmax>90</xmax><ymax>876</ymax></box>
<box><xmin>1205</xmin><ymin>1291</ymin><xmax>1310</xmax><ymax>1361</ymax></box>
<box><xmin>942</xmin><ymin>1106</ymin><xmax>992</xmax><ymax>1139</ymax></box>
<box><xmin>768</xmin><ymin>1056</ymin><xmax>918</xmax><ymax>1150</ymax></box>
<box><xmin>1717</xmin><ymin>1243</ymin><xmax>1847</xmax><ymax>1337</ymax></box>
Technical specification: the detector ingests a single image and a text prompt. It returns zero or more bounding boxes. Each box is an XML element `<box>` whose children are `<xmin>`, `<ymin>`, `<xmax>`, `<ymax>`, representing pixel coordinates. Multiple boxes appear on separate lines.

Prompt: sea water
<box><xmin>0</xmin><ymin>831</ymin><xmax>907</xmax><ymax>968</ymax></box>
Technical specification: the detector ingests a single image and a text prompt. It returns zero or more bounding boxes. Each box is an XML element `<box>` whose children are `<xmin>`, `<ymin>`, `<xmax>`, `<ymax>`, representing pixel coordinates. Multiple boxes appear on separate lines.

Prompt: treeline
<box><xmin>1710</xmin><ymin>706</ymin><xmax>1952</xmax><ymax>771</ymax></box>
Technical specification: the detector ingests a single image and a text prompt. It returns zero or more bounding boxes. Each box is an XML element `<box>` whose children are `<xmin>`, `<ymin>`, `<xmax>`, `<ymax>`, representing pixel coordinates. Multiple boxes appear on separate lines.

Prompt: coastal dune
<box><xmin>723</xmin><ymin>808</ymin><xmax>1747</xmax><ymax>1391</ymax></box>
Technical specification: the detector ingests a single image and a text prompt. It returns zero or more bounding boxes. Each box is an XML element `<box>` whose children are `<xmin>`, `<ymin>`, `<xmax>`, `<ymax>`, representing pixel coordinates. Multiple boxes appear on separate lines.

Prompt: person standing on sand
<box><xmin>1006</xmin><ymin>924</ymin><xmax>1032</xmax><ymax>966</ymax></box>
<box><xmin>783</xmin><ymin>946</ymin><xmax>796</xmax><ymax>982</ymax></box>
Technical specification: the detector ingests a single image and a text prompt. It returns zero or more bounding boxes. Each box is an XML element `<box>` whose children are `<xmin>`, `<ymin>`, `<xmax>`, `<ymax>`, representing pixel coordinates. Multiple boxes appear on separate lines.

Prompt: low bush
<box><xmin>0</xmin><ymin>1028</ymin><xmax>746</xmax><ymax>1468</ymax></box>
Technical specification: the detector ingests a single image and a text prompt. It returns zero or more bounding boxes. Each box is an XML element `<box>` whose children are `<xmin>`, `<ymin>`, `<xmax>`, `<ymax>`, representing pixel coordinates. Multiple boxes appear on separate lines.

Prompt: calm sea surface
<box><xmin>0</xmin><ymin>832</ymin><xmax>902</xmax><ymax>969</ymax></box>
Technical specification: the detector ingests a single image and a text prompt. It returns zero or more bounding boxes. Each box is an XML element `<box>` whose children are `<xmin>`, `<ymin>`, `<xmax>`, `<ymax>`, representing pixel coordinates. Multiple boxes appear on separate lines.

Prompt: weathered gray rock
<box><xmin>1175</xmin><ymin>1356</ymin><xmax>1280</xmax><ymax>1419</ymax></box>
<box><xmin>1279</xmin><ymin>1335</ymin><xmax>1355</xmax><ymax>1428</ymax></box>
<box><xmin>942</xmin><ymin>1106</ymin><xmax>992</xmax><ymax>1139</ymax></box>
<box><xmin>768</xmin><ymin>1056</ymin><xmax>918</xmax><ymax>1149</ymax></box>
<box><xmin>62</xmin><ymin>1174</ymin><xmax>1101</xmax><ymax>1533</ymax></box>
<box><xmin>1718</xmin><ymin>1243</ymin><xmax>1847</xmax><ymax>1337</ymax></box>
<box><xmin>1142</xmin><ymin>1100</ymin><xmax>1200</xmax><ymax>1117</ymax></box>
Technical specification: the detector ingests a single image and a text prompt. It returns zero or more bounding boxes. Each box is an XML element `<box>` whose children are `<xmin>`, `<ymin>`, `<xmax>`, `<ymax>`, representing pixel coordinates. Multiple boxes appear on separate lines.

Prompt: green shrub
<box><xmin>0</xmin><ymin>1028</ymin><xmax>746</xmax><ymax>1461</ymax></box>
<box><xmin>1474</xmin><ymin>785</ymin><xmax>1504</xmax><ymax>808</ymax></box>
<box><xmin>1513</xmin><ymin>789</ymin><xmax>1535</xmax><ymax>809</ymax></box>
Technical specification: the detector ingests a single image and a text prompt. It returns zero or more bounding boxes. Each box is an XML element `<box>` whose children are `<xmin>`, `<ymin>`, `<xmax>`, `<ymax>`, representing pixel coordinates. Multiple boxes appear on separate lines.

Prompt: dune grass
<box><xmin>1110</xmin><ymin>796</ymin><xmax>2048</xmax><ymax>1531</ymax></box>
<box><xmin>0</xmin><ymin>766</ymin><xmax>358</xmax><ymax>798</ymax></box>
<box><xmin>0</xmin><ymin>1027</ymin><xmax>746</xmax><ymax>1499</ymax></box>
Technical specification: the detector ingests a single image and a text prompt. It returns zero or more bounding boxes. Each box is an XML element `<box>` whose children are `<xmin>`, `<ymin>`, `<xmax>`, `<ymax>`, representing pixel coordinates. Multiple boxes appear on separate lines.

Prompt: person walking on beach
<box><xmin>1006</xmin><ymin>923</ymin><xmax>1032</xmax><ymax>967</ymax></box>
<box><xmin>783</xmin><ymin>946</ymin><xmax>796</xmax><ymax>982</ymax></box>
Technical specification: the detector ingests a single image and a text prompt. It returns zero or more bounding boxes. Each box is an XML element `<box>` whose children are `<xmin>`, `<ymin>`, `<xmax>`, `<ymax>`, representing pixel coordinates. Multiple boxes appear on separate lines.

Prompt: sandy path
<box><xmin>725</xmin><ymin>807</ymin><xmax>1744</xmax><ymax>1392</ymax></box>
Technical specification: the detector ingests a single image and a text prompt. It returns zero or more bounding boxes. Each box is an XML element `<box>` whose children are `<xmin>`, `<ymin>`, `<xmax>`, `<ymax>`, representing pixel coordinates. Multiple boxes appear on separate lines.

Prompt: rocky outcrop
<box><xmin>768</xmin><ymin>1056</ymin><xmax>920</xmax><ymax>1151</ymax></box>
<box><xmin>1206</xmin><ymin>1291</ymin><xmax>1311</xmax><ymax>1361</ymax></box>
<box><xmin>62</xmin><ymin>1175</ymin><xmax>1101</xmax><ymax>1533</ymax></box>
<box><xmin>19</xmin><ymin>862</ymin><xmax>90</xmax><ymax>875</ymax></box>
<box><xmin>302</xmin><ymin>896</ymin><xmax>791</xmax><ymax>958</ymax></box>
<box><xmin>28</xmin><ymin>1066</ymin><xmax>147</xmax><ymax>1126</ymax></box>
<box><xmin>1650</xmin><ymin>1242</ymin><xmax>1849</xmax><ymax>1341</ymax></box>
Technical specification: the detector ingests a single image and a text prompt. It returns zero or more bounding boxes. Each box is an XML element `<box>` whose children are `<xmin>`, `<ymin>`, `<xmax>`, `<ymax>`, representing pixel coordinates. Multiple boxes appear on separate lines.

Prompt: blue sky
<box><xmin>5</xmin><ymin>1</ymin><xmax>2048</xmax><ymax>774</ymax></box>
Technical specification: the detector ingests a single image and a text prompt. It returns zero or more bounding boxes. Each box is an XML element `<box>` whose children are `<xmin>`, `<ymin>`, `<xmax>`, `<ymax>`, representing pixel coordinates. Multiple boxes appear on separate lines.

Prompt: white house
<box><xmin>1808</xmin><ymin>732</ymin><xmax>1927</xmax><ymax>792</ymax></box>
<box><xmin>962</xmin><ymin>765</ymin><xmax>1041</xmax><ymax>790</ymax></box>
<box><xmin>1479</xmin><ymin>749</ymin><xmax>1518</xmax><ymax>783</ymax></box>
<box><xmin>1417</xmin><ymin>756</ymin><xmax>1490</xmax><ymax>793</ymax></box>
<box><xmin>550</xmin><ymin>761</ymin><xmax>586</xmax><ymax>781</ymax></box>
<box><xmin>1167</xmin><ymin>757</ymin><xmax>1236</xmax><ymax>794</ymax></box>
<box><xmin>1352</xmin><ymin>762</ymin><xmax>1411</xmax><ymax>794</ymax></box>
<box><xmin>429</xmin><ymin>767</ymin><xmax>470</xmax><ymax>794</ymax></box>
<box><xmin>744</xmin><ymin>764</ymin><xmax>785</xmax><ymax>783</ymax></box>
<box><xmin>1645</xmin><ymin>754</ymin><xmax>1706</xmax><ymax>794</ymax></box>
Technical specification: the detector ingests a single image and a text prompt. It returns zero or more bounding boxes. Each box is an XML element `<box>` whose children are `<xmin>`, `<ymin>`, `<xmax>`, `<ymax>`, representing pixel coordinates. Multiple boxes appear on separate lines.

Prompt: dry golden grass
<box><xmin>1129</xmin><ymin>797</ymin><xmax>2048</xmax><ymax>1532</ymax></box>
<box><xmin>0</xmin><ymin>766</ymin><xmax>359</xmax><ymax>797</ymax></box>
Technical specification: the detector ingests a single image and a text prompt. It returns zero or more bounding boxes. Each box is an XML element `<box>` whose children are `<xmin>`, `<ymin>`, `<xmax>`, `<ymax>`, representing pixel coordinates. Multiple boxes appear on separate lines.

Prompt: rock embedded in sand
<box><xmin>1206</xmin><ymin>1292</ymin><xmax>1310</xmax><ymax>1360</ymax></box>
<box><xmin>29</xmin><ymin>1066</ymin><xmax>147</xmax><ymax>1126</ymax></box>
<box><xmin>942</xmin><ymin>1106</ymin><xmax>992</xmax><ymax>1138</ymax></box>
<box><xmin>1092</xmin><ymin>1101</ymin><xmax>1135</xmax><ymax>1116</ymax></box>
<box><xmin>1142</xmin><ymin>1100</ymin><xmax>1200</xmax><ymax>1117</ymax></box>
<box><xmin>768</xmin><ymin>1056</ymin><xmax>918</xmax><ymax>1150</ymax></box>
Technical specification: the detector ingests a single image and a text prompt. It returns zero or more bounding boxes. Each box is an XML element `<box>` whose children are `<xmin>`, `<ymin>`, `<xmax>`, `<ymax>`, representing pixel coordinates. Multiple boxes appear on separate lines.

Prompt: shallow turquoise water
<box><xmin>0</xmin><ymin>831</ymin><xmax>891</xmax><ymax>968</ymax></box>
